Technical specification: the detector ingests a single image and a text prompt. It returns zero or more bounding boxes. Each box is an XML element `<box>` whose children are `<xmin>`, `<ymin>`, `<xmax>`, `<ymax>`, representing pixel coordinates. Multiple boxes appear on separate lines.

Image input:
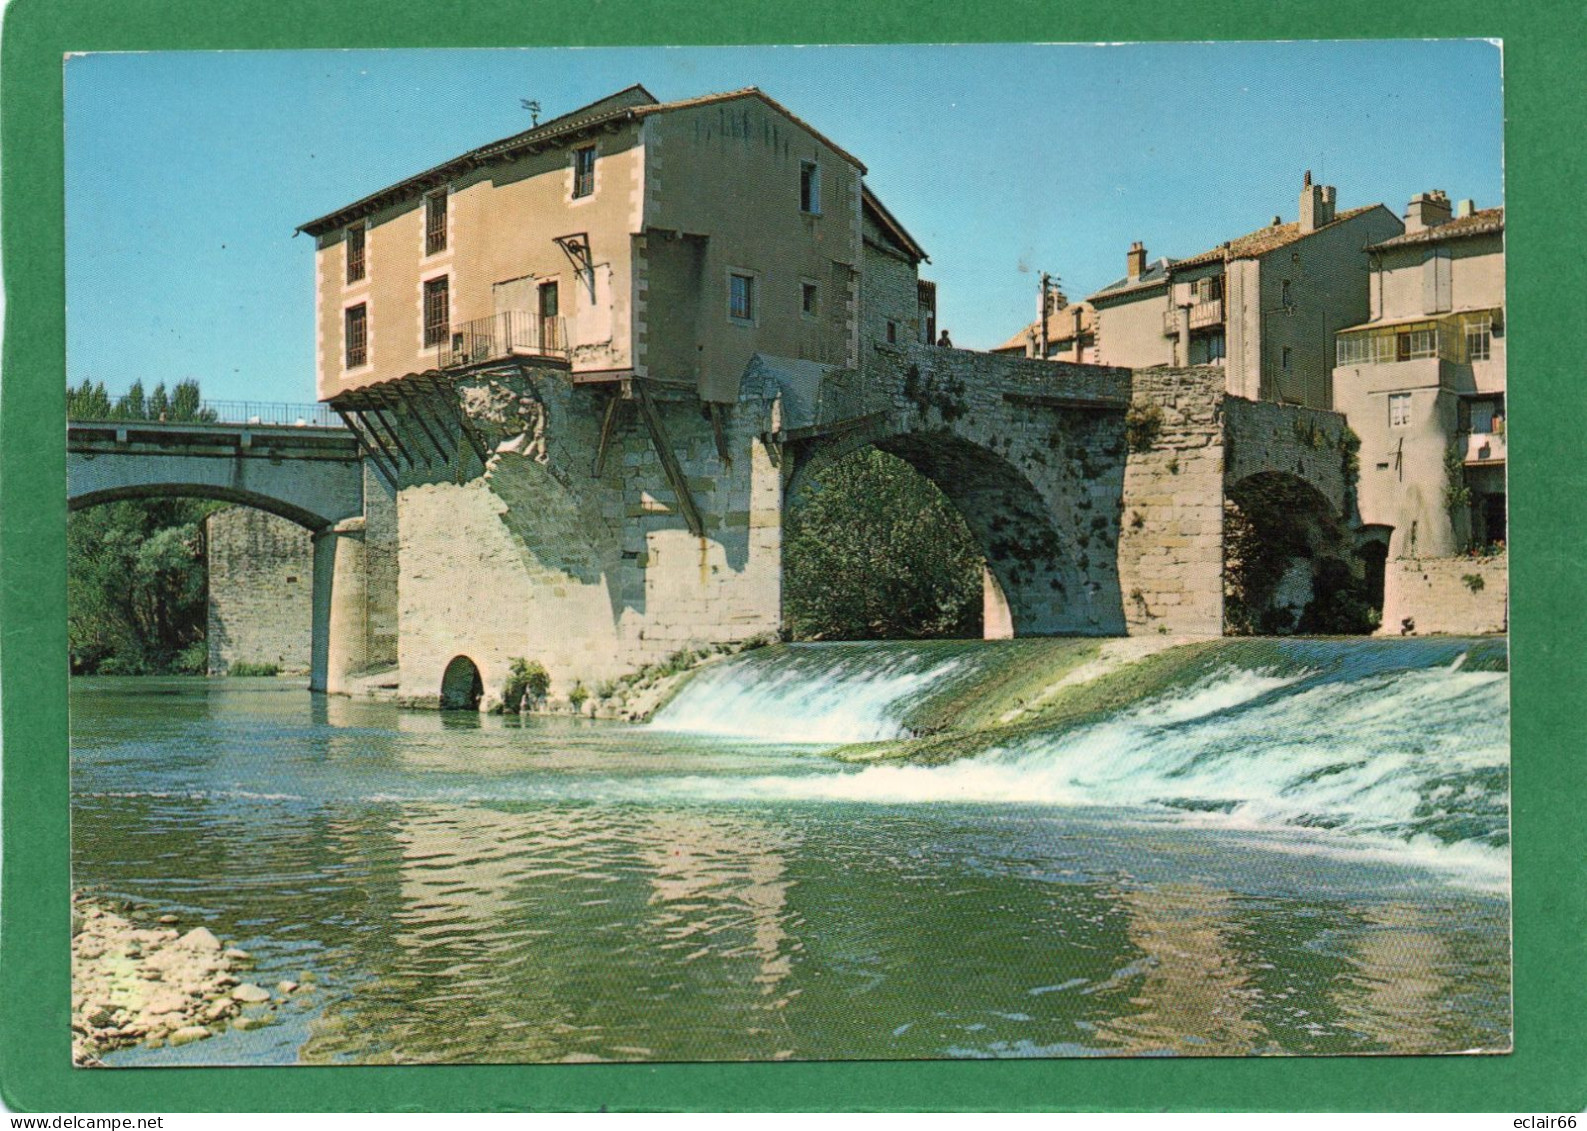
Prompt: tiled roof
<box><xmin>1087</xmin><ymin>257</ymin><xmax>1176</xmax><ymax>302</ymax></box>
<box><xmin>1368</xmin><ymin>207</ymin><xmax>1504</xmax><ymax>251</ymax></box>
<box><xmin>298</xmin><ymin>85</ymin><xmax>867</xmax><ymax>237</ymax></box>
<box><xmin>993</xmin><ymin>304</ymin><xmax>1095</xmax><ymax>352</ymax></box>
<box><xmin>1171</xmin><ymin>204</ymin><xmax>1384</xmax><ymax>269</ymax></box>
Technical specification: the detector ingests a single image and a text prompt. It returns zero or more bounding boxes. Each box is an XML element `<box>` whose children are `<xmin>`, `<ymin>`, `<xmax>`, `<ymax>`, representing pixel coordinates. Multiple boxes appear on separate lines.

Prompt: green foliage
<box><xmin>567</xmin><ymin>680</ymin><xmax>589</xmax><ymax>712</ymax></box>
<box><xmin>67</xmin><ymin>378</ymin><xmax>215</xmax><ymax>423</ymax></box>
<box><xmin>1443</xmin><ymin>442</ymin><xmax>1473</xmax><ymax>529</ymax></box>
<box><xmin>1124</xmin><ymin>399</ymin><xmax>1163</xmax><ymax>453</ymax></box>
<box><xmin>1296</xmin><ymin>558</ymin><xmax>1380</xmax><ymax>635</ymax></box>
<box><xmin>229</xmin><ymin>661</ymin><xmax>281</xmax><ymax>677</ymax></box>
<box><xmin>1462</xmin><ymin>573</ymin><xmax>1486</xmax><ymax>593</ymax></box>
<box><xmin>501</xmin><ymin>658</ymin><xmax>551</xmax><ymax>713</ymax></box>
<box><xmin>784</xmin><ymin>448</ymin><xmax>983</xmax><ymax>641</ymax></box>
<box><xmin>68</xmin><ymin>498</ymin><xmax>220</xmax><ymax>674</ymax></box>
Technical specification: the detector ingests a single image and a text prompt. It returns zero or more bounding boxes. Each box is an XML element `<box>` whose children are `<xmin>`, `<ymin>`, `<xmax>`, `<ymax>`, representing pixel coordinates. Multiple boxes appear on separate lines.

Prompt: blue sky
<box><xmin>65</xmin><ymin>42</ymin><xmax>1504</xmax><ymax>404</ymax></box>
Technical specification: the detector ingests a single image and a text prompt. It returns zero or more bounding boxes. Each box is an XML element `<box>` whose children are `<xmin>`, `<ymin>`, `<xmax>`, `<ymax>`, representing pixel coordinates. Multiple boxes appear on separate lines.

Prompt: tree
<box><xmin>783</xmin><ymin>448</ymin><xmax>984</xmax><ymax>640</ymax></box>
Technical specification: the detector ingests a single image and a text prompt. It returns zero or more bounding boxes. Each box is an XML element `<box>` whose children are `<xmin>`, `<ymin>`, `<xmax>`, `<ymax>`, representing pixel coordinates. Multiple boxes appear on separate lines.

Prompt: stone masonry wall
<box><xmin>1222</xmin><ymin>397</ymin><xmax>1352</xmax><ymax>515</ymax></box>
<box><xmin>206</xmin><ymin>507</ymin><xmax>314</xmax><ymax>674</ymax></box>
<box><xmin>394</xmin><ymin>366</ymin><xmax>781</xmax><ymax>706</ymax></box>
<box><xmin>1116</xmin><ymin>367</ymin><xmax>1227</xmax><ymax>635</ymax></box>
<box><xmin>1382</xmin><ymin>553</ymin><xmax>1508</xmax><ymax>636</ymax></box>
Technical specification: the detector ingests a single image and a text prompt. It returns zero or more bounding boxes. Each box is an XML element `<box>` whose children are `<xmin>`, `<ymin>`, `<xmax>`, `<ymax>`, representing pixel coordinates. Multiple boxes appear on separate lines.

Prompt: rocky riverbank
<box><xmin>71</xmin><ymin>892</ymin><xmax>308</xmax><ymax>1066</ymax></box>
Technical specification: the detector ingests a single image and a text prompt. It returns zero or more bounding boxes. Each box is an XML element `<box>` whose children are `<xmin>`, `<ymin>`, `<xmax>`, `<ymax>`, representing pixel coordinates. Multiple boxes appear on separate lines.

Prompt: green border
<box><xmin>4</xmin><ymin>0</ymin><xmax>1584</xmax><ymax>1113</ymax></box>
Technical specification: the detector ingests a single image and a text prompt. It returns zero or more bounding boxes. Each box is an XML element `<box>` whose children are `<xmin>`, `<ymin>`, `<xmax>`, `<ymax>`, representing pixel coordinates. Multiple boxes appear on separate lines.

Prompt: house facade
<box><xmin>1330</xmin><ymin>194</ymin><xmax>1506</xmax><ymax>629</ymax></box>
<box><xmin>302</xmin><ymin>85</ymin><xmax>915</xmax><ymax>407</ymax></box>
<box><xmin>1086</xmin><ymin>174</ymin><xmax>1404</xmax><ymax>409</ymax></box>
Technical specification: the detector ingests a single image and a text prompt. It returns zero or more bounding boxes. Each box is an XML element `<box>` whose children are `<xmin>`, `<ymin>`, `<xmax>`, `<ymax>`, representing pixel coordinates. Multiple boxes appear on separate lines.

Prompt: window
<box><xmin>801</xmin><ymin>282</ymin><xmax>819</xmax><ymax>317</ymax></box>
<box><xmin>1281</xmin><ymin>279</ymin><xmax>1293</xmax><ymax>308</ymax></box>
<box><xmin>344</xmin><ymin>303</ymin><xmax>368</xmax><ymax>368</ymax></box>
<box><xmin>1396</xmin><ymin>328</ymin><xmax>1436</xmax><ymax>361</ymax></box>
<box><xmin>1465</xmin><ymin>314</ymin><xmax>1493</xmax><ymax>362</ymax></box>
<box><xmin>425</xmin><ymin>190</ymin><xmax>447</xmax><ymax>256</ymax></box>
<box><xmin>886</xmin><ymin>320</ymin><xmax>898</xmax><ymax>344</ymax></box>
<box><xmin>799</xmin><ymin>162</ymin><xmax>821</xmax><ymax>214</ymax></box>
<box><xmin>345</xmin><ymin>223</ymin><xmax>366</xmax><ymax>284</ymax></box>
<box><xmin>538</xmin><ymin>280</ymin><xmax>560</xmax><ymax>350</ymax></box>
<box><xmin>1281</xmin><ymin>346</ymin><xmax>1292</xmax><ymax>371</ymax></box>
<box><xmin>729</xmin><ymin>273</ymin><xmax>755</xmax><ymax>322</ymax></box>
<box><xmin>1389</xmin><ymin>392</ymin><xmax>1412</xmax><ymax>428</ymax></box>
<box><xmin>1422</xmin><ymin>247</ymin><xmax>1452</xmax><ymax>314</ymax></box>
<box><xmin>423</xmin><ymin>276</ymin><xmax>449</xmax><ymax>347</ymax></box>
<box><xmin>573</xmin><ymin>146</ymin><xmax>596</xmax><ymax>199</ymax></box>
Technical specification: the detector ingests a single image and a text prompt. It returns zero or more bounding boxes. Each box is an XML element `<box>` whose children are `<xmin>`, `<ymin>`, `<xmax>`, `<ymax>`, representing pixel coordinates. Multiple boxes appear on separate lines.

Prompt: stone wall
<box><xmin>1222</xmin><ymin>396</ymin><xmax>1353</xmax><ymax>515</ymax></box>
<box><xmin>392</xmin><ymin>365</ymin><xmax>782</xmax><ymax>706</ymax></box>
<box><xmin>1116</xmin><ymin>367</ymin><xmax>1227</xmax><ymax>635</ymax></box>
<box><xmin>1381</xmin><ymin>553</ymin><xmax>1508</xmax><ymax>636</ymax></box>
<box><xmin>206</xmin><ymin>507</ymin><xmax>314</xmax><ymax>674</ymax></box>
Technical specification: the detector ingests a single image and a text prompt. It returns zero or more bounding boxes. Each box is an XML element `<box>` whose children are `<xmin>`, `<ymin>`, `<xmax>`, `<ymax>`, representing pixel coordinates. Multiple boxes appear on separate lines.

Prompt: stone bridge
<box><xmin>67</xmin><ymin>419</ymin><xmax>372</xmax><ymax>693</ymax></box>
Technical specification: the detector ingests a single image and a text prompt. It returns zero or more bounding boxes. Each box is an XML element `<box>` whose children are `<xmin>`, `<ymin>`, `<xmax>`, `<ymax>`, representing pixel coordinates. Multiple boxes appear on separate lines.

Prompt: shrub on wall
<box><xmin>1124</xmin><ymin>399</ymin><xmax>1164</xmax><ymax>453</ymax></box>
<box><xmin>501</xmin><ymin>658</ymin><xmax>551</xmax><ymax>713</ymax></box>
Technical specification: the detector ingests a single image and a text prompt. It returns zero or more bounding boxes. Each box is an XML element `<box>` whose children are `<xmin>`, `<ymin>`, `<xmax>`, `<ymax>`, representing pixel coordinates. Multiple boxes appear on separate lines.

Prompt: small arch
<box><xmin>440</xmin><ymin>655</ymin><xmax>484</xmax><ymax>711</ymax></box>
<box><xmin>1354</xmin><ymin>525</ymin><xmax>1394</xmax><ymax>614</ymax></box>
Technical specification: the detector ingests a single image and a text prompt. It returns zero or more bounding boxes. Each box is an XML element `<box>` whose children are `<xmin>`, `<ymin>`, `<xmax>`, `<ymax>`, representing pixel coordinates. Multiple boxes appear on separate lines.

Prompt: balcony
<box><xmin>1463</xmin><ymin>429</ymin><xmax>1506</xmax><ymax>466</ymax></box>
<box><xmin>435</xmin><ymin>311</ymin><xmax>569</xmax><ymax>370</ymax></box>
<box><xmin>1335</xmin><ymin>310</ymin><xmax>1497</xmax><ymax>368</ymax></box>
<box><xmin>1162</xmin><ymin>298</ymin><xmax>1224</xmax><ymax>335</ymax></box>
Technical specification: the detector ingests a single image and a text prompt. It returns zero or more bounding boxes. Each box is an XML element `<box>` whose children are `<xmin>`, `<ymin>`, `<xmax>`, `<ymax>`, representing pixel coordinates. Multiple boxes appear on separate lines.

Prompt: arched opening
<box><xmin>1354</xmin><ymin>525</ymin><xmax>1393</xmax><ymax>619</ymax></box>
<box><xmin>783</xmin><ymin>431</ymin><xmax>1087</xmax><ymax>640</ymax></box>
<box><xmin>1224</xmin><ymin>472</ymin><xmax>1374</xmax><ymax>635</ymax></box>
<box><xmin>68</xmin><ymin>494</ymin><xmax>321</xmax><ymax>678</ymax></box>
<box><xmin>782</xmin><ymin>447</ymin><xmax>985</xmax><ymax>640</ymax></box>
<box><xmin>440</xmin><ymin>655</ymin><xmax>485</xmax><ymax>711</ymax></box>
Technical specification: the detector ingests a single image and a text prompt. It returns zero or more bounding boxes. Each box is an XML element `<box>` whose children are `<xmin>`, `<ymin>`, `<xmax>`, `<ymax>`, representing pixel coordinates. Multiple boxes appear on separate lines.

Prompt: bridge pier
<box><xmin>310</xmin><ymin>518</ymin><xmax>368</xmax><ymax>695</ymax></box>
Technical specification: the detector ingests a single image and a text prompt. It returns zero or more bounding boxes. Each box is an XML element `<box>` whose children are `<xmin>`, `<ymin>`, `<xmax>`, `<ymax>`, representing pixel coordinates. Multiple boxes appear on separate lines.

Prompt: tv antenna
<box><xmin>521</xmin><ymin>99</ymin><xmax>541</xmax><ymax>125</ymax></box>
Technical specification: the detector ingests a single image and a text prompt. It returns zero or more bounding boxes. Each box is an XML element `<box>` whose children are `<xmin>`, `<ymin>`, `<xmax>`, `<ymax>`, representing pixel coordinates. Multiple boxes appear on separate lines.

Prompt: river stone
<box><xmin>223</xmin><ymin>948</ymin><xmax>252</xmax><ymax>962</ymax></box>
<box><xmin>177</xmin><ymin>926</ymin><xmax>222</xmax><ymax>952</ymax></box>
<box><xmin>158</xmin><ymin>914</ymin><xmax>180</xmax><ymax>925</ymax></box>
<box><xmin>145</xmin><ymin>988</ymin><xmax>188</xmax><ymax>1015</ymax></box>
<box><xmin>231</xmin><ymin>983</ymin><xmax>271</xmax><ymax>1003</ymax></box>
<box><xmin>86</xmin><ymin>1005</ymin><xmax>117</xmax><ymax>1028</ymax></box>
<box><xmin>169</xmin><ymin>1025</ymin><xmax>211</xmax><ymax>1046</ymax></box>
<box><xmin>276</xmin><ymin>980</ymin><xmax>298</xmax><ymax>994</ymax></box>
<box><xmin>233</xmin><ymin>1013</ymin><xmax>274</xmax><ymax>1031</ymax></box>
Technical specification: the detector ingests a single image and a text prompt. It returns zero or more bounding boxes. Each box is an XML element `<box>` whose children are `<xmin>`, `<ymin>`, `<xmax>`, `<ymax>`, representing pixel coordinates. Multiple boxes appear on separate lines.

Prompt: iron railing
<box><xmin>69</xmin><ymin>399</ymin><xmax>340</xmax><ymax>427</ymax></box>
<box><xmin>436</xmin><ymin>311</ymin><xmax>569</xmax><ymax>369</ymax></box>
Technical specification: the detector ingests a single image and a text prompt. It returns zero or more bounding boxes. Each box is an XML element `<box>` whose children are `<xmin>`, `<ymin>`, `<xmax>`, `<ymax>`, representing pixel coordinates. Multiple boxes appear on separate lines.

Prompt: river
<box><xmin>70</xmin><ymin>637</ymin><xmax>1511</xmax><ymax>1064</ymax></box>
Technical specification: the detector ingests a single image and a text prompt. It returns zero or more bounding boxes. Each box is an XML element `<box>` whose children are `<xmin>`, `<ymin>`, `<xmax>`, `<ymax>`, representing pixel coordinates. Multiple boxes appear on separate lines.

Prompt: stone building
<box><xmin>1331</xmin><ymin>194</ymin><xmax>1506</xmax><ymax>633</ymax></box>
<box><xmin>1086</xmin><ymin>173</ymin><xmax>1404</xmax><ymax>409</ymax></box>
<box><xmin>296</xmin><ymin>85</ymin><xmax>938</xmax><ymax>705</ymax></box>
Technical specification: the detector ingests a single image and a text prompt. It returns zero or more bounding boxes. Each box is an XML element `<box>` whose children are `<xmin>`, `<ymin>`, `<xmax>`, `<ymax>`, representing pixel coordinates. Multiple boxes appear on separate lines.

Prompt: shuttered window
<box><xmin>1422</xmin><ymin>247</ymin><xmax>1451</xmax><ymax>313</ymax></box>
<box><xmin>345</xmin><ymin>223</ymin><xmax>366</xmax><ymax>284</ymax></box>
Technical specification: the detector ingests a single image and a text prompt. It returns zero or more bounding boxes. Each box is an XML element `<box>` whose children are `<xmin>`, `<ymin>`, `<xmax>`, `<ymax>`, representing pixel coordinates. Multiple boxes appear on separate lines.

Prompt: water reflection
<box><xmin>71</xmin><ymin>679</ymin><xmax>1512</xmax><ymax>1065</ymax></box>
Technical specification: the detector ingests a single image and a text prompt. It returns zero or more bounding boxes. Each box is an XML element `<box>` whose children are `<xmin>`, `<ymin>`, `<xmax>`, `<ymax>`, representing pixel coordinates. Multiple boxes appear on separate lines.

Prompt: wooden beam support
<box><xmin>372</xmin><ymin>386</ymin><xmax>433</xmax><ymax>469</ymax></box>
<box><xmin>633</xmin><ymin>379</ymin><xmax>705</xmax><ymax>538</ymax></box>
<box><xmin>366</xmin><ymin>403</ymin><xmax>418</xmax><ymax>469</ymax></box>
<box><xmin>594</xmin><ymin>391</ymin><xmax>626</xmax><ymax>478</ymax></box>
<box><xmin>333</xmin><ymin>406</ymin><xmax>399</xmax><ymax>490</ymax></box>
<box><xmin>391</xmin><ymin>382</ymin><xmax>450</xmax><ymax>465</ymax></box>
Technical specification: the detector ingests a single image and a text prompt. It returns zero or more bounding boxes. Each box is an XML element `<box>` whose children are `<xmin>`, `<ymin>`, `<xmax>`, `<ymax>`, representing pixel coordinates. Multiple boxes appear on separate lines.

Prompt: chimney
<box><xmin>1127</xmin><ymin>241</ymin><xmax>1146</xmax><ymax>282</ymax></box>
<box><xmin>1299</xmin><ymin>170</ymin><xmax>1337</xmax><ymax>232</ymax></box>
<box><xmin>1456</xmin><ymin>198</ymin><xmax>1476</xmax><ymax>218</ymax></box>
<box><xmin>1072</xmin><ymin>307</ymin><xmax>1085</xmax><ymax>363</ymax></box>
<box><xmin>1405</xmin><ymin>190</ymin><xmax>1452</xmax><ymax>233</ymax></box>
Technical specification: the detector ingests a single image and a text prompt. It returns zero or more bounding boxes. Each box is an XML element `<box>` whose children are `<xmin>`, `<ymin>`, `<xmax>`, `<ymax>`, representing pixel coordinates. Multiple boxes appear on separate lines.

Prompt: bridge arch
<box><xmin>69</xmin><ymin>483</ymin><xmax>336</xmax><ymax>531</ymax></box>
<box><xmin>786</xmin><ymin>426</ymin><xmax>1098</xmax><ymax>638</ymax></box>
<box><xmin>1223</xmin><ymin>470</ymin><xmax>1365</xmax><ymax>635</ymax></box>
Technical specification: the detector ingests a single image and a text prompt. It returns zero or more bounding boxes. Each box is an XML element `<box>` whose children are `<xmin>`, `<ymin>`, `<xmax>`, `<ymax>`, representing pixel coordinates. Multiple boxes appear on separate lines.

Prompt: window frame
<box><xmin>422</xmin><ymin>275</ymin><xmax>450</xmax><ymax>349</ymax></box>
<box><xmin>344</xmin><ymin>302</ymin><xmax>369</xmax><ymax>370</ymax></box>
<box><xmin>800</xmin><ymin>280</ymin><xmax>820</xmax><ymax>319</ymax></box>
<box><xmin>727</xmin><ymin>270</ymin><xmax>758</xmax><ymax>325</ymax></box>
<box><xmin>1388</xmin><ymin>391</ymin><xmax>1412</xmax><ymax>429</ymax></box>
<box><xmin>799</xmin><ymin>161</ymin><xmax>821</xmax><ymax>215</ymax></box>
<box><xmin>424</xmin><ymin>189</ymin><xmax>449</xmax><ymax>257</ymax></box>
<box><xmin>345</xmin><ymin>222</ymin><xmax>366</xmax><ymax>285</ymax></box>
<box><xmin>572</xmin><ymin>145</ymin><xmax>597</xmax><ymax>200</ymax></box>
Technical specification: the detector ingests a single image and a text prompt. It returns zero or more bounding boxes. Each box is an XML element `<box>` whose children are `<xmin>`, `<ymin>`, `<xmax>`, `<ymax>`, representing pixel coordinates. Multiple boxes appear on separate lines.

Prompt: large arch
<box><xmin>786</xmin><ymin>427</ymin><xmax>1094</xmax><ymax>638</ymax></box>
<box><xmin>440</xmin><ymin>655</ymin><xmax>485</xmax><ymax>711</ymax></box>
<box><xmin>69</xmin><ymin>483</ymin><xmax>334</xmax><ymax>532</ymax></box>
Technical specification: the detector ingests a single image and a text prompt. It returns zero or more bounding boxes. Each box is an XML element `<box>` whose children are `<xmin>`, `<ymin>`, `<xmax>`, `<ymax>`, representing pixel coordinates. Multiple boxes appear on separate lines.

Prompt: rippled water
<box><xmin>71</xmin><ymin>640</ymin><xmax>1511</xmax><ymax>1065</ymax></box>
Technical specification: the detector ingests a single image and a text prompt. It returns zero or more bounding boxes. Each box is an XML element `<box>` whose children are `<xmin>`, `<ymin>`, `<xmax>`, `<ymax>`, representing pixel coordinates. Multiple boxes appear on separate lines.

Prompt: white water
<box><xmin>649</xmin><ymin>646</ymin><xmax>966</xmax><ymax>744</ymax></box>
<box><xmin>654</xmin><ymin>646</ymin><xmax>1511</xmax><ymax>887</ymax></box>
